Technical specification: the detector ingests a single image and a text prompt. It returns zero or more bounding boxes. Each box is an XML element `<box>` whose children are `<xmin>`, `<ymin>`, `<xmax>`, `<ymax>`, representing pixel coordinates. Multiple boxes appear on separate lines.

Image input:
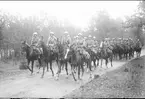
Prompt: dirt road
<box><xmin>0</xmin><ymin>50</ymin><xmax>144</xmax><ymax>98</ymax></box>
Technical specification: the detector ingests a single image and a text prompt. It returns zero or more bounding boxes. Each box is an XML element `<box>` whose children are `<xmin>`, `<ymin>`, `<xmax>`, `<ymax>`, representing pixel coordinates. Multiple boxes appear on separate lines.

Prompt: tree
<box><xmin>88</xmin><ymin>10</ymin><xmax>125</xmax><ymax>40</ymax></box>
<box><xmin>123</xmin><ymin>0</ymin><xmax>145</xmax><ymax>45</ymax></box>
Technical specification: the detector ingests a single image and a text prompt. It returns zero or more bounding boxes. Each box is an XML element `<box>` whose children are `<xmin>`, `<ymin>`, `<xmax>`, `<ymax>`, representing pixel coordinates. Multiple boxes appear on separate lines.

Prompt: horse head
<box><xmin>21</xmin><ymin>40</ymin><xmax>32</xmax><ymax>58</ymax></box>
<box><xmin>21</xmin><ymin>41</ymin><xmax>29</xmax><ymax>53</ymax></box>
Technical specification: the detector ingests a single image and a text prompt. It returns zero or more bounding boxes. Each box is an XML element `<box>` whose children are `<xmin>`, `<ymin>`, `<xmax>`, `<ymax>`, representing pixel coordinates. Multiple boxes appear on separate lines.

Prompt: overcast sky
<box><xmin>0</xmin><ymin>1</ymin><xmax>140</xmax><ymax>28</ymax></box>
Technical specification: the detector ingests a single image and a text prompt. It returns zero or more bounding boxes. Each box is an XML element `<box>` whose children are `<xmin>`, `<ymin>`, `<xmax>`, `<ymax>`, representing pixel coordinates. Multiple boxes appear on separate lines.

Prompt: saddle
<box><xmin>31</xmin><ymin>45</ymin><xmax>42</xmax><ymax>55</ymax></box>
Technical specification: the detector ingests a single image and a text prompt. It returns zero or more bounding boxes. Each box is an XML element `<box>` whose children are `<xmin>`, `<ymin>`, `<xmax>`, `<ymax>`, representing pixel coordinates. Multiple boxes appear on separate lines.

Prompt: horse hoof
<box><xmin>37</xmin><ymin>72</ymin><xmax>39</xmax><ymax>74</ymax></box>
<box><xmin>41</xmin><ymin>76</ymin><xmax>44</xmax><ymax>78</ymax></box>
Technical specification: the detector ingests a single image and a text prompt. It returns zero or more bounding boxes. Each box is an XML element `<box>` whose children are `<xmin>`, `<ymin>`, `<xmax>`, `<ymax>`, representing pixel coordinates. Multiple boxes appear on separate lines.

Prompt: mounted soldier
<box><xmin>77</xmin><ymin>33</ymin><xmax>90</xmax><ymax>59</ymax></box>
<box><xmin>37</xmin><ymin>36</ymin><xmax>44</xmax><ymax>54</ymax></box>
<box><xmin>100</xmin><ymin>38</ymin><xmax>109</xmax><ymax>55</ymax></box>
<box><xmin>46</xmin><ymin>31</ymin><xmax>57</xmax><ymax>52</ymax></box>
<box><xmin>93</xmin><ymin>36</ymin><xmax>96</xmax><ymax>46</ymax></box>
<box><xmin>90</xmin><ymin>36</ymin><xmax>97</xmax><ymax>53</ymax></box>
<box><xmin>30</xmin><ymin>32</ymin><xmax>42</xmax><ymax>56</ymax></box>
<box><xmin>61</xmin><ymin>31</ymin><xmax>71</xmax><ymax>49</ymax></box>
<box><xmin>72</xmin><ymin>36</ymin><xmax>78</xmax><ymax>50</ymax></box>
<box><xmin>77</xmin><ymin>33</ymin><xmax>84</xmax><ymax>49</ymax></box>
<box><xmin>83</xmin><ymin>36</ymin><xmax>87</xmax><ymax>48</ymax></box>
<box><xmin>136</xmin><ymin>38</ymin><xmax>142</xmax><ymax>48</ymax></box>
<box><xmin>87</xmin><ymin>35</ymin><xmax>94</xmax><ymax>49</ymax></box>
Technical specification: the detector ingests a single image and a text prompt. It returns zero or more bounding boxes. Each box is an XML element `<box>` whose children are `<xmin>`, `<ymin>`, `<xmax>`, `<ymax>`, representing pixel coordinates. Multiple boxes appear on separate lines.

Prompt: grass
<box><xmin>64</xmin><ymin>55</ymin><xmax>145</xmax><ymax>98</ymax></box>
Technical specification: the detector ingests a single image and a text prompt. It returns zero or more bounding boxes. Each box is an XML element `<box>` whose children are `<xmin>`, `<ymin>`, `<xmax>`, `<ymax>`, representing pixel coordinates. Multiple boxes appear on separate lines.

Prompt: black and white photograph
<box><xmin>0</xmin><ymin>1</ymin><xmax>144</xmax><ymax>98</ymax></box>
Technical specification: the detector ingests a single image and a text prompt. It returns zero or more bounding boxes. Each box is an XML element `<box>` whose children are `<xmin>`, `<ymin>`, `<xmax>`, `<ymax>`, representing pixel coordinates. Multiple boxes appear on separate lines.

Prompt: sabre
<box><xmin>64</xmin><ymin>48</ymin><xmax>70</xmax><ymax>59</ymax></box>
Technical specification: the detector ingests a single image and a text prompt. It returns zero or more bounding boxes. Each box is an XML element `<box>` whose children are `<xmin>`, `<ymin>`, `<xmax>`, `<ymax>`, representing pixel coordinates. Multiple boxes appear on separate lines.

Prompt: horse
<box><xmin>55</xmin><ymin>43</ymin><xmax>70</xmax><ymax>80</ymax></box>
<box><xmin>38</xmin><ymin>41</ymin><xmax>58</xmax><ymax>78</ymax></box>
<box><xmin>85</xmin><ymin>47</ymin><xmax>97</xmax><ymax>71</ymax></box>
<box><xmin>99</xmin><ymin>46</ymin><xmax>113</xmax><ymax>68</ymax></box>
<box><xmin>21</xmin><ymin>41</ymin><xmax>42</xmax><ymax>75</ymax></box>
<box><xmin>134</xmin><ymin>40</ymin><xmax>142</xmax><ymax>58</ymax></box>
<box><xmin>65</xmin><ymin>46</ymin><xmax>93</xmax><ymax>81</ymax></box>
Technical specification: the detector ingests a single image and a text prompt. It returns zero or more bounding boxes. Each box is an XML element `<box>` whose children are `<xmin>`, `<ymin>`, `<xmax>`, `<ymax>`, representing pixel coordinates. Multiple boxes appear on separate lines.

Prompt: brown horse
<box><xmin>21</xmin><ymin>41</ymin><xmax>42</xmax><ymax>75</ymax></box>
<box><xmin>55</xmin><ymin>42</ymin><xmax>71</xmax><ymax>80</ymax></box>
<box><xmin>134</xmin><ymin>40</ymin><xmax>142</xmax><ymax>58</ymax></box>
<box><xmin>99</xmin><ymin>47</ymin><xmax>113</xmax><ymax>68</ymax></box>
<box><xmin>65</xmin><ymin>47</ymin><xmax>93</xmax><ymax>81</ymax></box>
<box><xmin>38</xmin><ymin>40</ymin><xmax>58</xmax><ymax>78</ymax></box>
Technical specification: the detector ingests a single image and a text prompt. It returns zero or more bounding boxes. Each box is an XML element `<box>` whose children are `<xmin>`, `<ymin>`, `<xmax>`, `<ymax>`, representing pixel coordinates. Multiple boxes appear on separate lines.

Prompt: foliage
<box><xmin>0</xmin><ymin>1</ymin><xmax>145</xmax><ymax>49</ymax></box>
<box><xmin>123</xmin><ymin>0</ymin><xmax>145</xmax><ymax>45</ymax></box>
<box><xmin>88</xmin><ymin>10</ymin><xmax>125</xmax><ymax>40</ymax></box>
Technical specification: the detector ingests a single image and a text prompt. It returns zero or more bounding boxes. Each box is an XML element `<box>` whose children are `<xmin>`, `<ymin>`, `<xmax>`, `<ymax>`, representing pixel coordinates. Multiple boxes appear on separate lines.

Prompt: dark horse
<box><xmin>65</xmin><ymin>46</ymin><xmax>93</xmax><ymax>81</ymax></box>
<box><xmin>38</xmin><ymin>41</ymin><xmax>58</xmax><ymax>78</ymax></box>
<box><xmin>21</xmin><ymin>41</ymin><xmax>42</xmax><ymax>75</ymax></box>
<box><xmin>99</xmin><ymin>47</ymin><xmax>113</xmax><ymax>68</ymax></box>
<box><xmin>134</xmin><ymin>40</ymin><xmax>142</xmax><ymax>58</ymax></box>
<box><xmin>85</xmin><ymin>47</ymin><xmax>99</xmax><ymax>70</ymax></box>
<box><xmin>55</xmin><ymin>43</ymin><xmax>70</xmax><ymax>80</ymax></box>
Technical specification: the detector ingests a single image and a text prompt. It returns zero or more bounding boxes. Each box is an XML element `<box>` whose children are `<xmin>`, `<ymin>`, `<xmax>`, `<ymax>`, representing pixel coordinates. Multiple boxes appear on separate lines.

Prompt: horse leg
<box><xmin>71</xmin><ymin>65</ymin><xmax>77</xmax><ymax>81</ymax></box>
<box><xmin>74</xmin><ymin>66</ymin><xmax>77</xmax><ymax>74</ymax></box>
<box><xmin>105</xmin><ymin>59</ymin><xmax>108</xmax><ymax>68</ymax></box>
<box><xmin>86</xmin><ymin>62</ymin><xmax>89</xmax><ymax>72</ymax></box>
<box><xmin>62</xmin><ymin>63</ymin><xmax>65</xmax><ymax>70</ymax></box>
<box><xmin>81</xmin><ymin>63</ymin><xmax>84</xmax><ymax>78</ymax></box>
<box><xmin>126</xmin><ymin>53</ymin><xmax>128</xmax><ymax>60</ymax></box>
<box><xmin>110</xmin><ymin>56</ymin><xmax>113</xmax><ymax>67</ymax></box>
<box><xmin>93</xmin><ymin>59</ymin><xmax>96</xmax><ymax>69</ymax></box>
<box><xmin>31</xmin><ymin>60</ymin><xmax>34</xmax><ymax>75</ymax></box>
<box><xmin>41</xmin><ymin>62</ymin><xmax>45</xmax><ymax>78</ymax></box>
<box><xmin>97</xmin><ymin>59</ymin><xmax>99</xmax><ymax>66</ymax></box>
<box><xmin>65</xmin><ymin>62</ymin><xmax>69</xmax><ymax>78</ymax></box>
<box><xmin>37</xmin><ymin>59</ymin><xmax>41</xmax><ymax>73</ymax></box>
<box><xmin>50</xmin><ymin>61</ymin><xmax>54</xmax><ymax>76</ymax></box>
<box><xmin>56</xmin><ymin>61</ymin><xmax>61</xmax><ymax>80</ymax></box>
<box><xmin>47</xmin><ymin>61</ymin><xmax>49</xmax><ymax>72</ymax></box>
<box><xmin>27</xmin><ymin>59</ymin><xmax>32</xmax><ymax>73</ymax></box>
<box><xmin>78</xmin><ymin>65</ymin><xmax>81</xmax><ymax>80</ymax></box>
<box><xmin>89</xmin><ymin>60</ymin><xmax>92</xmax><ymax>71</ymax></box>
<box><xmin>101</xmin><ymin>59</ymin><xmax>103</xmax><ymax>68</ymax></box>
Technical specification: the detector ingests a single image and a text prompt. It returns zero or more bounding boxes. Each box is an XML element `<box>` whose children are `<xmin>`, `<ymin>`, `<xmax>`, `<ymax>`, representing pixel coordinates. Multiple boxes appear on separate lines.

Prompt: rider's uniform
<box><xmin>136</xmin><ymin>39</ymin><xmax>142</xmax><ymax>48</ymax></box>
<box><xmin>31</xmin><ymin>32</ymin><xmax>42</xmax><ymax>54</ymax></box>
<box><xmin>99</xmin><ymin>38</ymin><xmax>109</xmax><ymax>54</ymax></box>
<box><xmin>31</xmin><ymin>32</ymin><xmax>39</xmax><ymax>46</ymax></box>
<box><xmin>46</xmin><ymin>31</ymin><xmax>57</xmax><ymax>51</ymax></box>
<box><xmin>92</xmin><ymin>36</ymin><xmax>97</xmax><ymax>49</ymax></box>
<box><xmin>77</xmin><ymin>33</ymin><xmax>90</xmax><ymax>59</ymax></box>
<box><xmin>37</xmin><ymin>36</ymin><xmax>44</xmax><ymax>54</ymax></box>
<box><xmin>72</xmin><ymin>36</ymin><xmax>78</xmax><ymax>50</ymax></box>
<box><xmin>87</xmin><ymin>35</ymin><xmax>93</xmax><ymax>49</ymax></box>
<box><xmin>61</xmin><ymin>31</ymin><xmax>71</xmax><ymax>48</ymax></box>
<box><xmin>83</xmin><ymin>37</ymin><xmax>87</xmax><ymax>48</ymax></box>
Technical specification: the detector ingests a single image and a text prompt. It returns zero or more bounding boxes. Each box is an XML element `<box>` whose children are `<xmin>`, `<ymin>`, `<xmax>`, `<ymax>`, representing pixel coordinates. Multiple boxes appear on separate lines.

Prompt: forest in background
<box><xmin>0</xmin><ymin>1</ymin><xmax>145</xmax><ymax>50</ymax></box>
